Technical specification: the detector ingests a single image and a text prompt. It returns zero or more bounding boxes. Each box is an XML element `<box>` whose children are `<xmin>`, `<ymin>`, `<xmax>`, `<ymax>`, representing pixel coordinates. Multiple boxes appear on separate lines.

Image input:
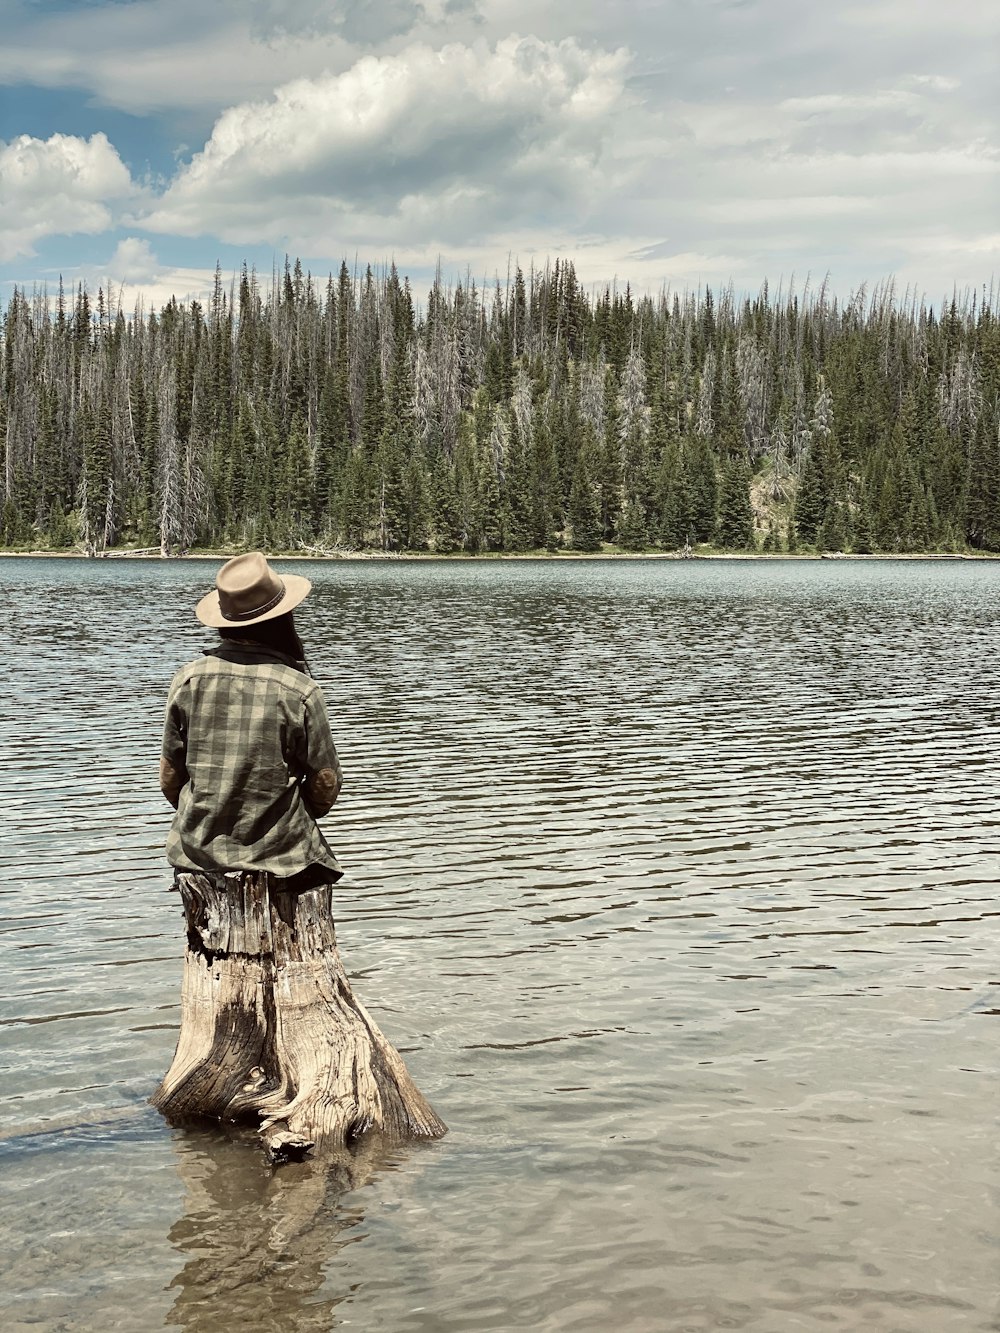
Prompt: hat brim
<box><xmin>196</xmin><ymin>572</ymin><xmax>312</xmax><ymax>628</ymax></box>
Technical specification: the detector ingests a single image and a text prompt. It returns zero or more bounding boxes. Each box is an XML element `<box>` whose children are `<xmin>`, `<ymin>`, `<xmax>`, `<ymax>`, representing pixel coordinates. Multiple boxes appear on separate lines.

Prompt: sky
<box><xmin>0</xmin><ymin>0</ymin><xmax>997</xmax><ymax>313</ymax></box>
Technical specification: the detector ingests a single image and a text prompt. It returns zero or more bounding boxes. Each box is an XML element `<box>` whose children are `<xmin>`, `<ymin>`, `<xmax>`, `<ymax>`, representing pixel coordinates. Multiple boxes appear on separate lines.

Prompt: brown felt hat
<box><xmin>195</xmin><ymin>551</ymin><xmax>312</xmax><ymax>628</ymax></box>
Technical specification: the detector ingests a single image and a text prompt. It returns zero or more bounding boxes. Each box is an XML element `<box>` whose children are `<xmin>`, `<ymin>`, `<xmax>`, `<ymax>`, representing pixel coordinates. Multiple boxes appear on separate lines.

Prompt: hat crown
<box><xmin>216</xmin><ymin>552</ymin><xmax>286</xmax><ymax>621</ymax></box>
<box><xmin>195</xmin><ymin>551</ymin><xmax>310</xmax><ymax>628</ymax></box>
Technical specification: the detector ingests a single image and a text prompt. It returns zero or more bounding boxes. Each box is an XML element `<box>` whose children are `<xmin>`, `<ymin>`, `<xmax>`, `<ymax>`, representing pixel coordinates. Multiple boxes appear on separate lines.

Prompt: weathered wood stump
<box><xmin>152</xmin><ymin>872</ymin><xmax>446</xmax><ymax>1161</ymax></box>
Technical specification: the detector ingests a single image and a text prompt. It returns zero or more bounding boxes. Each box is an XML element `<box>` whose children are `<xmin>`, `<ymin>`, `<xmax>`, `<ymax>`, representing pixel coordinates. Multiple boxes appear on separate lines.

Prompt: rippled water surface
<box><xmin>2</xmin><ymin>555</ymin><xmax>999</xmax><ymax>1332</ymax></box>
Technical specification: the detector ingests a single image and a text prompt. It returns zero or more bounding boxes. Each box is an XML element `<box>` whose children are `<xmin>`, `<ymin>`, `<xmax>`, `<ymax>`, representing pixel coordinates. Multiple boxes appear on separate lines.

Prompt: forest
<box><xmin>1</xmin><ymin>258</ymin><xmax>998</xmax><ymax>556</ymax></box>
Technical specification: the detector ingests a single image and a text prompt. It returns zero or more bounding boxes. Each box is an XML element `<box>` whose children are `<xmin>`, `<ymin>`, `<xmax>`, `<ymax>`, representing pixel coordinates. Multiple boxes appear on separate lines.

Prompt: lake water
<box><xmin>1</xmin><ymin>555</ymin><xmax>998</xmax><ymax>1332</ymax></box>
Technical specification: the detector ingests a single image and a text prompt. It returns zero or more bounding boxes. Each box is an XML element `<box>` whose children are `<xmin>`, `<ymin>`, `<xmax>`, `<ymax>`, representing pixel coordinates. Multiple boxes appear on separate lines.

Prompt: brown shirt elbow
<box><xmin>160</xmin><ymin>755</ymin><xmax>186</xmax><ymax>809</ymax></box>
<box><xmin>304</xmin><ymin>765</ymin><xmax>341</xmax><ymax>817</ymax></box>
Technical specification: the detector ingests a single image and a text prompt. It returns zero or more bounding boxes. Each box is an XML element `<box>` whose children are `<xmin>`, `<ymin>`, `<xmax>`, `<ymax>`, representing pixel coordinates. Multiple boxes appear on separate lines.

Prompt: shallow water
<box><xmin>1</xmin><ymin>555</ymin><xmax>998</xmax><ymax>1332</ymax></box>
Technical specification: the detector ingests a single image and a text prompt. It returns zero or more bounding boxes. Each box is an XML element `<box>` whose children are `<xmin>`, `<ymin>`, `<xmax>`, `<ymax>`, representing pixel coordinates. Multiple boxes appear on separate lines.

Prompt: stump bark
<box><xmin>152</xmin><ymin>872</ymin><xmax>446</xmax><ymax>1160</ymax></box>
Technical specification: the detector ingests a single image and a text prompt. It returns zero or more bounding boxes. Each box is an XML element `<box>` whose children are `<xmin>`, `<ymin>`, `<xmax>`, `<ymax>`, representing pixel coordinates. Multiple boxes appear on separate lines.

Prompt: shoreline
<box><xmin>0</xmin><ymin>548</ymin><xmax>990</xmax><ymax>563</ymax></box>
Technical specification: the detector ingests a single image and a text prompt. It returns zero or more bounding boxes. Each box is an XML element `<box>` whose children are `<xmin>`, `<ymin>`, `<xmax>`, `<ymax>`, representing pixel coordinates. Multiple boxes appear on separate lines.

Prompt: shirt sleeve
<box><xmin>160</xmin><ymin>677</ymin><xmax>190</xmax><ymax>805</ymax></box>
<box><xmin>300</xmin><ymin>685</ymin><xmax>342</xmax><ymax>817</ymax></box>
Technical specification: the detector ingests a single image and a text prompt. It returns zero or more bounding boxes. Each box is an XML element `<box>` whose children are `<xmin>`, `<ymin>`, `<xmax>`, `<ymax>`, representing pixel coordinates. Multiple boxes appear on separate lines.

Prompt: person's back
<box><xmin>160</xmin><ymin>552</ymin><xmax>342</xmax><ymax>883</ymax></box>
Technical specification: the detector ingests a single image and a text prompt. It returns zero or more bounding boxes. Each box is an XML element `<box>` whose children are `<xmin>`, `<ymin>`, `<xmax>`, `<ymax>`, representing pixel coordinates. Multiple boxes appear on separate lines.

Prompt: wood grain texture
<box><xmin>152</xmin><ymin>872</ymin><xmax>446</xmax><ymax>1160</ymax></box>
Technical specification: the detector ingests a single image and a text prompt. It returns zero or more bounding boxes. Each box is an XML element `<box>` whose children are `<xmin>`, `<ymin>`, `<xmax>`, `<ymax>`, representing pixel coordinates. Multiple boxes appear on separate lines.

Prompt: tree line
<box><xmin>1</xmin><ymin>259</ymin><xmax>998</xmax><ymax>555</ymax></box>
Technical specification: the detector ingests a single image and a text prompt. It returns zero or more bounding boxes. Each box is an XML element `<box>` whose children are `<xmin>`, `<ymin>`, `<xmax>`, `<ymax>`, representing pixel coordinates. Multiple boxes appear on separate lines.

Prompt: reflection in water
<box><xmin>166</xmin><ymin>1129</ymin><xmax>403</xmax><ymax>1333</ymax></box>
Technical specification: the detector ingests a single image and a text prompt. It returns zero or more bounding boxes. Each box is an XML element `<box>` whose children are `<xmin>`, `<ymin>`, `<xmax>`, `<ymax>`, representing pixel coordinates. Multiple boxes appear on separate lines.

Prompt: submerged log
<box><xmin>152</xmin><ymin>872</ymin><xmax>446</xmax><ymax>1161</ymax></box>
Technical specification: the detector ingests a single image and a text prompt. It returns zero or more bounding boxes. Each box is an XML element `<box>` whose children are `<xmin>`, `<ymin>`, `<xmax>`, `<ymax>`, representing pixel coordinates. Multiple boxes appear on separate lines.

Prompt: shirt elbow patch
<box><xmin>160</xmin><ymin>755</ymin><xmax>186</xmax><ymax>805</ymax></box>
<box><xmin>306</xmin><ymin>767</ymin><xmax>341</xmax><ymax>812</ymax></box>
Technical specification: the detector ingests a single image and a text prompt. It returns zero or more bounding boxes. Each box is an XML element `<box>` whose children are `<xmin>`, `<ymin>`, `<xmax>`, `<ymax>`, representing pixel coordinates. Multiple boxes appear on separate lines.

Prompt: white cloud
<box><xmin>902</xmin><ymin>73</ymin><xmax>960</xmax><ymax>92</ymax></box>
<box><xmin>244</xmin><ymin>0</ymin><xmax>437</xmax><ymax>43</ymax></box>
<box><xmin>0</xmin><ymin>1</ymin><xmax>355</xmax><ymax>115</ymax></box>
<box><xmin>779</xmin><ymin>91</ymin><xmax>924</xmax><ymax>115</ymax></box>
<box><xmin>107</xmin><ymin>236</ymin><xmax>160</xmax><ymax>282</ymax></box>
<box><xmin>0</xmin><ymin>0</ymin><xmax>996</xmax><ymax>301</ymax></box>
<box><xmin>0</xmin><ymin>132</ymin><xmax>134</xmax><ymax>260</ymax></box>
<box><xmin>107</xmin><ymin>264</ymin><xmax>222</xmax><ymax>315</ymax></box>
<box><xmin>139</xmin><ymin>36</ymin><xmax>630</xmax><ymax>250</ymax></box>
<box><xmin>704</xmin><ymin>195</ymin><xmax>877</xmax><ymax>224</ymax></box>
<box><xmin>84</xmin><ymin>244</ymin><xmax>221</xmax><ymax>316</ymax></box>
<box><xmin>891</xmin><ymin>228</ymin><xmax>1000</xmax><ymax>294</ymax></box>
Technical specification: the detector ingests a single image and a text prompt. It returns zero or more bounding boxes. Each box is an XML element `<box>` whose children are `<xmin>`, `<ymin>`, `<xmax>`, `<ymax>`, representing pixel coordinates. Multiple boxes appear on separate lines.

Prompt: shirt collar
<box><xmin>204</xmin><ymin>641</ymin><xmax>310</xmax><ymax>676</ymax></box>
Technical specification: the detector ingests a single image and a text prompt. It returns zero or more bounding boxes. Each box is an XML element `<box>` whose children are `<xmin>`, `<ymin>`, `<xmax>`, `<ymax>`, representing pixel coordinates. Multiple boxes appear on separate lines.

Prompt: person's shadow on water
<box><xmin>164</xmin><ymin>1126</ymin><xmax>409</xmax><ymax>1332</ymax></box>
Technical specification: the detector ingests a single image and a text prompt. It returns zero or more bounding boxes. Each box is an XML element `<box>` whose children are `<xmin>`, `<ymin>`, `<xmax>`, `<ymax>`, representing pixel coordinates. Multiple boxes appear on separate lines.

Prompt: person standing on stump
<box><xmin>154</xmin><ymin>552</ymin><xmax>446</xmax><ymax>1160</ymax></box>
<box><xmin>160</xmin><ymin>550</ymin><xmax>343</xmax><ymax>890</ymax></box>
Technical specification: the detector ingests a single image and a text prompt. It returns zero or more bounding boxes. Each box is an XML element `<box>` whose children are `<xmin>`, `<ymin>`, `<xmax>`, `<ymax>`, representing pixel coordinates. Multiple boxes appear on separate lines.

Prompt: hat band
<box><xmin>222</xmin><ymin>580</ymin><xmax>286</xmax><ymax>621</ymax></box>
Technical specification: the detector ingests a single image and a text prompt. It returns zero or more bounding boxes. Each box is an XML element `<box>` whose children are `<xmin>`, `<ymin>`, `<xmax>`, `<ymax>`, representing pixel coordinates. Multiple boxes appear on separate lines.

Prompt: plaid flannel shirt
<box><xmin>161</xmin><ymin>644</ymin><xmax>343</xmax><ymax>880</ymax></box>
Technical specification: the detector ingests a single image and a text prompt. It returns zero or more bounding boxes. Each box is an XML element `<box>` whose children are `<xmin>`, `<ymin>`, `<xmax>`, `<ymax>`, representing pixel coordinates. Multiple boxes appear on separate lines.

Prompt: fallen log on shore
<box><xmin>152</xmin><ymin>872</ymin><xmax>446</xmax><ymax>1162</ymax></box>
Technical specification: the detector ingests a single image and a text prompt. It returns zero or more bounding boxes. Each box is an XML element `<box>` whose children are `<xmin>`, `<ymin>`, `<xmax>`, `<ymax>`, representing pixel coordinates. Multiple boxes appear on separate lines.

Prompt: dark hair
<box><xmin>219</xmin><ymin>611</ymin><xmax>307</xmax><ymax>666</ymax></box>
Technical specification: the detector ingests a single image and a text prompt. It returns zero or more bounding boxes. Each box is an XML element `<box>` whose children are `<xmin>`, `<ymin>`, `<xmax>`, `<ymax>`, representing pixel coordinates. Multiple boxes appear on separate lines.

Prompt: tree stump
<box><xmin>152</xmin><ymin>872</ymin><xmax>446</xmax><ymax>1161</ymax></box>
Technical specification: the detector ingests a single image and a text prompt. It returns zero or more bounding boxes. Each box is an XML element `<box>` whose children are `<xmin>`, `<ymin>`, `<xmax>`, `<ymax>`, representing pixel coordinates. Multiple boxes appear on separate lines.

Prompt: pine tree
<box><xmin>687</xmin><ymin>436</ymin><xmax>718</xmax><ymax>541</ymax></box>
<box><xmin>374</xmin><ymin>426</ymin><xmax>406</xmax><ymax>550</ymax></box>
<box><xmin>279</xmin><ymin>412</ymin><xmax>314</xmax><ymax>545</ymax></box>
<box><xmin>0</xmin><ymin>261</ymin><xmax>996</xmax><ymax>559</ymax></box>
<box><xmin>476</xmin><ymin>443</ymin><xmax>504</xmax><ymax>552</ymax></box>
<box><xmin>339</xmin><ymin>448</ymin><xmax>372</xmax><ymax>549</ymax></box>
<box><xmin>616</xmin><ymin>496</ymin><xmax>648</xmax><ymax>550</ymax></box>
<box><xmin>598</xmin><ymin>370</ymin><xmax>624</xmax><ymax>540</ymax></box>
<box><xmin>0</xmin><ymin>494</ymin><xmax>28</xmax><ymax>546</ymax></box>
<box><xmin>794</xmin><ymin>444</ymin><xmax>826</xmax><ymax>545</ymax></box>
<box><xmin>717</xmin><ymin>460</ymin><xmax>754</xmax><ymax>549</ymax></box>
<box><xmin>502</xmin><ymin>421</ymin><xmax>533</xmax><ymax>552</ymax></box>
<box><xmin>852</xmin><ymin>494</ymin><xmax>874</xmax><ymax>553</ymax></box>
<box><xmin>965</xmin><ymin>418</ymin><xmax>1000</xmax><ymax>550</ymax></box>
<box><xmin>817</xmin><ymin>503</ymin><xmax>846</xmax><ymax>553</ymax></box>
<box><xmin>316</xmin><ymin>363</ymin><xmax>349</xmax><ymax>527</ymax></box>
<box><xmin>81</xmin><ymin>398</ymin><xmax>114</xmax><ymax>552</ymax></box>
<box><xmin>432</xmin><ymin>455</ymin><xmax>464</xmax><ymax>553</ymax></box>
<box><xmin>567</xmin><ymin>449</ymin><xmax>602</xmax><ymax>551</ymax></box>
<box><xmin>529</xmin><ymin>414</ymin><xmax>560</xmax><ymax>548</ymax></box>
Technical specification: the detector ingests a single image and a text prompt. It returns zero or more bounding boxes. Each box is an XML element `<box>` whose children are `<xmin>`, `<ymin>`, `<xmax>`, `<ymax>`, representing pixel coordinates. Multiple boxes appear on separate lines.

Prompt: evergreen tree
<box><xmin>476</xmin><ymin>444</ymin><xmax>504</xmax><ymax>552</ymax></box>
<box><xmin>616</xmin><ymin>496</ymin><xmax>648</xmax><ymax>550</ymax></box>
<box><xmin>598</xmin><ymin>371</ymin><xmax>624</xmax><ymax>540</ymax></box>
<box><xmin>794</xmin><ymin>444</ymin><xmax>827</xmax><ymax>545</ymax></box>
<box><xmin>687</xmin><ymin>436</ymin><xmax>718</xmax><ymax>541</ymax></box>
<box><xmin>81</xmin><ymin>398</ymin><xmax>114</xmax><ymax>552</ymax></box>
<box><xmin>374</xmin><ymin>425</ymin><xmax>406</xmax><ymax>550</ymax></box>
<box><xmin>432</xmin><ymin>455</ymin><xmax>464</xmax><ymax>552</ymax></box>
<box><xmin>339</xmin><ymin>448</ymin><xmax>372</xmax><ymax>549</ymax></box>
<box><xmin>316</xmin><ymin>363</ymin><xmax>349</xmax><ymax>526</ymax></box>
<box><xmin>0</xmin><ymin>261</ymin><xmax>995</xmax><ymax>558</ymax></box>
<box><xmin>502</xmin><ymin>421</ymin><xmax>533</xmax><ymax>552</ymax></box>
<box><xmin>529</xmin><ymin>414</ymin><xmax>560</xmax><ymax>548</ymax></box>
<box><xmin>279</xmin><ymin>412</ymin><xmax>314</xmax><ymax>543</ymax></box>
<box><xmin>567</xmin><ymin>450</ymin><xmax>602</xmax><ymax>551</ymax></box>
<box><xmin>717</xmin><ymin>460</ymin><xmax>754</xmax><ymax>549</ymax></box>
<box><xmin>817</xmin><ymin>503</ymin><xmax>846</xmax><ymax>553</ymax></box>
<box><xmin>0</xmin><ymin>494</ymin><xmax>28</xmax><ymax>546</ymax></box>
<box><xmin>965</xmin><ymin>419</ymin><xmax>1000</xmax><ymax>550</ymax></box>
<box><xmin>656</xmin><ymin>443</ymin><xmax>694</xmax><ymax>548</ymax></box>
<box><xmin>852</xmin><ymin>495</ymin><xmax>874</xmax><ymax>554</ymax></box>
